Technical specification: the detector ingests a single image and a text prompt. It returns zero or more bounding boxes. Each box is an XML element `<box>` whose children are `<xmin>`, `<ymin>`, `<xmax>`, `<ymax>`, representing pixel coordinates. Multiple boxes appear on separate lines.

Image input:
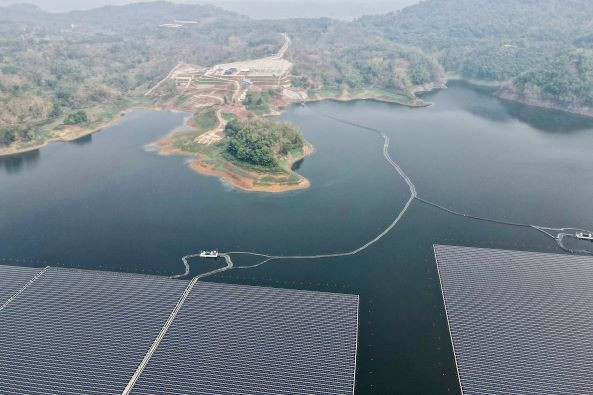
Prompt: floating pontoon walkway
<box><xmin>0</xmin><ymin>265</ymin><xmax>359</xmax><ymax>394</ymax></box>
<box><xmin>0</xmin><ymin>265</ymin><xmax>45</xmax><ymax>306</ymax></box>
<box><xmin>434</xmin><ymin>245</ymin><xmax>593</xmax><ymax>394</ymax></box>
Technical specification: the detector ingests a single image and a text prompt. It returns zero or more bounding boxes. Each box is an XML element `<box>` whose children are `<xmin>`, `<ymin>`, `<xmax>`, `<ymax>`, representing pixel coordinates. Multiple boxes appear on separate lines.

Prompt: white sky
<box><xmin>0</xmin><ymin>0</ymin><xmax>420</xmax><ymax>19</ymax></box>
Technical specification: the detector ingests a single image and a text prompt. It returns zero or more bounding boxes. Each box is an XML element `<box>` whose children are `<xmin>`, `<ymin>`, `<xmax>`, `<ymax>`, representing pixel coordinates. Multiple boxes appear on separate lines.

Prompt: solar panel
<box><xmin>0</xmin><ymin>264</ymin><xmax>44</xmax><ymax>304</ymax></box>
<box><xmin>434</xmin><ymin>245</ymin><xmax>593</xmax><ymax>394</ymax></box>
<box><xmin>132</xmin><ymin>282</ymin><xmax>359</xmax><ymax>395</ymax></box>
<box><xmin>0</xmin><ymin>267</ymin><xmax>189</xmax><ymax>395</ymax></box>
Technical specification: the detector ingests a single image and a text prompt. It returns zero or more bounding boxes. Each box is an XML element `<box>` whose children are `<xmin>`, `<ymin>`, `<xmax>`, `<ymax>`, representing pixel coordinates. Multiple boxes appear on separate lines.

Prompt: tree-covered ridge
<box><xmin>289</xmin><ymin>23</ymin><xmax>443</xmax><ymax>94</ymax></box>
<box><xmin>0</xmin><ymin>3</ymin><xmax>284</xmax><ymax>146</ymax></box>
<box><xmin>225</xmin><ymin>118</ymin><xmax>304</xmax><ymax>170</ymax></box>
<box><xmin>507</xmin><ymin>49</ymin><xmax>593</xmax><ymax>108</ymax></box>
<box><xmin>358</xmin><ymin>0</ymin><xmax>593</xmax><ymax>81</ymax></box>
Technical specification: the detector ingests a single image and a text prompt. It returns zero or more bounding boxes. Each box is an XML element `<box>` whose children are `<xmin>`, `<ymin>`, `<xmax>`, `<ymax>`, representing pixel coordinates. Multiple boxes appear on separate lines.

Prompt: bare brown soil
<box><xmin>190</xmin><ymin>161</ymin><xmax>311</xmax><ymax>193</ymax></box>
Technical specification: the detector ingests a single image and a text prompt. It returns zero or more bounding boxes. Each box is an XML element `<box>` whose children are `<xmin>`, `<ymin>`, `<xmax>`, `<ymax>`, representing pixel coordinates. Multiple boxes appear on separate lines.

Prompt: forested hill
<box><xmin>499</xmin><ymin>49</ymin><xmax>593</xmax><ymax>116</ymax></box>
<box><xmin>358</xmin><ymin>0</ymin><xmax>593</xmax><ymax>114</ymax></box>
<box><xmin>0</xmin><ymin>2</ymin><xmax>443</xmax><ymax>149</ymax></box>
<box><xmin>0</xmin><ymin>2</ymin><xmax>280</xmax><ymax>130</ymax></box>
<box><xmin>4</xmin><ymin>0</ymin><xmax>593</xmax><ymax>150</ymax></box>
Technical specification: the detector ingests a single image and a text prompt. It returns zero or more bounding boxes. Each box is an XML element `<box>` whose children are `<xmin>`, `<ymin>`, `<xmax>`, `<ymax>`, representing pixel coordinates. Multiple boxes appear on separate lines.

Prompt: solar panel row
<box><xmin>132</xmin><ymin>282</ymin><xmax>359</xmax><ymax>395</ymax></box>
<box><xmin>0</xmin><ymin>267</ymin><xmax>189</xmax><ymax>395</ymax></box>
<box><xmin>434</xmin><ymin>245</ymin><xmax>593</xmax><ymax>395</ymax></box>
<box><xmin>0</xmin><ymin>266</ymin><xmax>359</xmax><ymax>394</ymax></box>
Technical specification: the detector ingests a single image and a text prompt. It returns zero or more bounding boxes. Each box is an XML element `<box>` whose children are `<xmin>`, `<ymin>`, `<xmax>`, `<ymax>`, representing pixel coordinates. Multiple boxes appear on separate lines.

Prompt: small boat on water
<box><xmin>199</xmin><ymin>250</ymin><xmax>219</xmax><ymax>258</ymax></box>
<box><xmin>576</xmin><ymin>232</ymin><xmax>593</xmax><ymax>241</ymax></box>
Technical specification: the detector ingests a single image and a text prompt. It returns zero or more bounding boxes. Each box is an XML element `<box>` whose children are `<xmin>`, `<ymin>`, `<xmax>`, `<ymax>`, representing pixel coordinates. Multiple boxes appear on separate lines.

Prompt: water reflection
<box><xmin>501</xmin><ymin>100</ymin><xmax>593</xmax><ymax>133</ymax></box>
<box><xmin>434</xmin><ymin>80</ymin><xmax>593</xmax><ymax>133</ymax></box>
<box><xmin>291</xmin><ymin>158</ymin><xmax>304</xmax><ymax>170</ymax></box>
<box><xmin>0</xmin><ymin>149</ymin><xmax>40</xmax><ymax>174</ymax></box>
<box><xmin>69</xmin><ymin>134</ymin><xmax>93</xmax><ymax>146</ymax></box>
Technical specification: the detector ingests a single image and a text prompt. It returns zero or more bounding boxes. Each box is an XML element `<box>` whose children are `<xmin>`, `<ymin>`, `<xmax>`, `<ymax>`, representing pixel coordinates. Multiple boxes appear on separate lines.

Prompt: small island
<box><xmin>159</xmin><ymin>115</ymin><xmax>313</xmax><ymax>192</ymax></box>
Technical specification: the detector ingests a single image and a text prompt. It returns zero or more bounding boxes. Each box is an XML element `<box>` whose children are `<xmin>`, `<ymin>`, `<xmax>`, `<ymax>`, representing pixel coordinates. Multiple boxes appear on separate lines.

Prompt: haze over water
<box><xmin>1</xmin><ymin>81</ymin><xmax>592</xmax><ymax>393</ymax></box>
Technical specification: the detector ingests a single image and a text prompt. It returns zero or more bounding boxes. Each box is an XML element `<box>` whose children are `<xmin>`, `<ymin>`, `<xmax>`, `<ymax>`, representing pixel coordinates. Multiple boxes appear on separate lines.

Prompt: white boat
<box><xmin>199</xmin><ymin>250</ymin><xmax>219</xmax><ymax>258</ymax></box>
<box><xmin>576</xmin><ymin>232</ymin><xmax>593</xmax><ymax>241</ymax></box>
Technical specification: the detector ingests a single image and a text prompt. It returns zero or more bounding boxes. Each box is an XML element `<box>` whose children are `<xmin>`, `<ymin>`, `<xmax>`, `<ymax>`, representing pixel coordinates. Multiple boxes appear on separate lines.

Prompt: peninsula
<box><xmin>145</xmin><ymin>31</ymin><xmax>442</xmax><ymax>192</ymax></box>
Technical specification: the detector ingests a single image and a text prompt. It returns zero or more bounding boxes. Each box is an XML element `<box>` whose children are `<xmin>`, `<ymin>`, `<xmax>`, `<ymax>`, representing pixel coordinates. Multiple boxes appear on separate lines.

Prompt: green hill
<box><xmin>358</xmin><ymin>0</ymin><xmax>593</xmax><ymax>81</ymax></box>
<box><xmin>500</xmin><ymin>49</ymin><xmax>593</xmax><ymax>115</ymax></box>
<box><xmin>358</xmin><ymin>0</ymin><xmax>593</xmax><ymax>114</ymax></box>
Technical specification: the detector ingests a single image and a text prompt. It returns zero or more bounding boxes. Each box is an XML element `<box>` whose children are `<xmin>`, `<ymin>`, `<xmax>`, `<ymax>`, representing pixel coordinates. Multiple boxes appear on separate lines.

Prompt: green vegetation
<box><xmin>358</xmin><ymin>0</ymin><xmax>593</xmax><ymax>112</ymax></box>
<box><xmin>510</xmin><ymin>49</ymin><xmax>593</xmax><ymax>107</ymax></box>
<box><xmin>288</xmin><ymin>23</ymin><xmax>443</xmax><ymax>97</ymax></box>
<box><xmin>221</xmin><ymin>112</ymin><xmax>239</xmax><ymax>123</ymax></box>
<box><xmin>63</xmin><ymin>110</ymin><xmax>89</xmax><ymax>125</ymax></box>
<box><xmin>359</xmin><ymin>0</ymin><xmax>593</xmax><ymax>82</ymax></box>
<box><xmin>194</xmin><ymin>111</ymin><xmax>218</xmax><ymax>134</ymax></box>
<box><xmin>1</xmin><ymin>65</ymin><xmax>18</xmax><ymax>75</ymax></box>
<box><xmin>224</xmin><ymin>118</ymin><xmax>304</xmax><ymax>170</ymax></box>
<box><xmin>461</xmin><ymin>46</ymin><xmax>547</xmax><ymax>82</ymax></box>
<box><xmin>243</xmin><ymin>91</ymin><xmax>279</xmax><ymax>115</ymax></box>
<box><xmin>0</xmin><ymin>125</ymin><xmax>33</xmax><ymax>146</ymax></box>
<box><xmin>0</xmin><ymin>2</ymin><xmax>286</xmax><ymax>147</ymax></box>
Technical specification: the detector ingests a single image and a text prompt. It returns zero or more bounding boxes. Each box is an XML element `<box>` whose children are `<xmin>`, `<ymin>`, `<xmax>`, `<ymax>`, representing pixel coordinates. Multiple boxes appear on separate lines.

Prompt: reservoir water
<box><xmin>2</xmin><ymin>81</ymin><xmax>593</xmax><ymax>393</ymax></box>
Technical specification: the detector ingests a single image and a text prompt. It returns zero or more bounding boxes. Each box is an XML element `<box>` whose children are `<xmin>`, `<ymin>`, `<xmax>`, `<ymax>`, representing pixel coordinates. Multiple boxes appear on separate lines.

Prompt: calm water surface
<box><xmin>2</xmin><ymin>81</ymin><xmax>593</xmax><ymax>393</ymax></box>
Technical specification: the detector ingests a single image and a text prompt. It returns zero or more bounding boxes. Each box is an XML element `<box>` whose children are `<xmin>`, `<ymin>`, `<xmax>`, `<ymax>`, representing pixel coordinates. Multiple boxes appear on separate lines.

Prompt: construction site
<box><xmin>146</xmin><ymin>33</ymin><xmax>294</xmax><ymax>146</ymax></box>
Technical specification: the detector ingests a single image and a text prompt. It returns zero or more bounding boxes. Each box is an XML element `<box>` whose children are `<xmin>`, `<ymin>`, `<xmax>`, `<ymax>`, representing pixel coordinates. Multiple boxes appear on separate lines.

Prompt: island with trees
<box><xmin>159</xmin><ymin>115</ymin><xmax>313</xmax><ymax>192</ymax></box>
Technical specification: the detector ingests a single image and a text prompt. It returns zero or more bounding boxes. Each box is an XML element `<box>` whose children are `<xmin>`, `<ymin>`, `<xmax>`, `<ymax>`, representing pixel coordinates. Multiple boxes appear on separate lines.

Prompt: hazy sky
<box><xmin>0</xmin><ymin>0</ymin><xmax>420</xmax><ymax>19</ymax></box>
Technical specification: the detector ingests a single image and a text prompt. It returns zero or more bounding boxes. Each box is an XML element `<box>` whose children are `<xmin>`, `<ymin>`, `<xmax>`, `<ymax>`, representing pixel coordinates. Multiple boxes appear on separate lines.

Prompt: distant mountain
<box><xmin>5</xmin><ymin>3</ymin><xmax>43</xmax><ymax>12</ymax></box>
<box><xmin>500</xmin><ymin>49</ymin><xmax>593</xmax><ymax>117</ymax></box>
<box><xmin>66</xmin><ymin>1</ymin><xmax>244</xmax><ymax>29</ymax></box>
<box><xmin>358</xmin><ymin>0</ymin><xmax>593</xmax><ymax>76</ymax></box>
<box><xmin>0</xmin><ymin>1</ymin><xmax>244</xmax><ymax>30</ymax></box>
<box><xmin>0</xmin><ymin>2</ymin><xmax>44</xmax><ymax>23</ymax></box>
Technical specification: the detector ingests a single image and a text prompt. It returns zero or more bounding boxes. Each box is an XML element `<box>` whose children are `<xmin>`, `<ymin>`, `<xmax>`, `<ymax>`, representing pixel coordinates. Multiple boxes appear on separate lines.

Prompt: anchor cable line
<box><xmin>177</xmin><ymin>100</ymin><xmax>593</xmax><ymax>278</ymax></box>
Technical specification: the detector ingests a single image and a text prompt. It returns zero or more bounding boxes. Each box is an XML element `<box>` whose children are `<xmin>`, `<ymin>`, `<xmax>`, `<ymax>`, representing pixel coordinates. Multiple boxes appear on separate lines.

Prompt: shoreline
<box><xmin>0</xmin><ymin>80</ymin><xmax>439</xmax><ymax>159</ymax></box>
<box><xmin>0</xmin><ymin>84</ymin><xmax>435</xmax><ymax>192</ymax></box>
<box><xmin>303</xmin><ymin>90</ymin><xmax>433</xmax><ymax>108</ymax></box>
<box><xmin>0</xmin><ymin>103</ymin><xmax>192</xmax><ymax>158</ymax></box>
<box><xmin>157</xmin><ymin>130</ymin><xmax>314</xmax><ymax>193</ymax></box>
<box><xmin>4</xmin><ymin>73</ymin><xmax>593</xmax><ymax>158</ymax></box>
<box><xmin>447</xmin><ymin>75</ymin><xmax>593</xmax><ymax>118</ymax></box>
<box><xmin>0</xmin><ymin>107</ymin><xmax>136</xmax><ymax>158</ymax></box>
<box><xmin>16</xmin><ymin>75</ymin><xmax>589</xmax><ymax>194</ymax></box>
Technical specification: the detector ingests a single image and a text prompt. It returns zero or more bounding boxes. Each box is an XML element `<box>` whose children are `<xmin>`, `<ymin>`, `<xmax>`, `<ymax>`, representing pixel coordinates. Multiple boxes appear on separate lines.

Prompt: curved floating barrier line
<box><xmin>180</xmin><ymin>101</ymin><xmax>593</xmax><ymax>278</ymax></box>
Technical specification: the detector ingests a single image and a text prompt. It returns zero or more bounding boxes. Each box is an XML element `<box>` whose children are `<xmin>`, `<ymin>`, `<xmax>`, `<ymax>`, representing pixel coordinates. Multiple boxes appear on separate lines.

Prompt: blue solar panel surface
<box><xmin>435</xmin><ymin>245</ymin><xmax>593</xmax><ymax>395</ymax></box>
<box><xmin>132</xmin><ymin>282</ymin><xmax>359</xmax><ymax>395</ymax></box>
<box><xmin>0</xmin><ymin>264</ymin><xmax>43</xmax><ymax>304</ymax></box>
<box><xmin>0</xmin><ymin>267</ymin><xmax>188</xmax><ymax>395</ymax></box>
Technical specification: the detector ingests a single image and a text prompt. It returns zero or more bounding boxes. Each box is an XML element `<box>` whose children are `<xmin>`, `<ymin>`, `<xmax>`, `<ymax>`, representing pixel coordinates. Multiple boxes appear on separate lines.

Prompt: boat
<box><xmin>576</xmin><ymin>232</ymin><xmax>593</xmax><ymax>241</ymax></box>
<box><xmin>199</xmin><ymin>250</ymin><xmax>219</xmax><ymax>258</ymax></box>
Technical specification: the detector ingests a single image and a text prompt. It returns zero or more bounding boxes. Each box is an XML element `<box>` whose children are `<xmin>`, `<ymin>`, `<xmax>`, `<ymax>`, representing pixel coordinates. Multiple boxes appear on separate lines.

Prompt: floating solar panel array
<box><xmin>0</xmin><ymin>265</ymin><xmax>359</xmax><ymax>394</ymax></box>
<box><xmin>0</xmin><ymin>267</ymin><xmax>189</xmax><ymax>394</ymax></box>
<box><xmin>132</xmin><ymin>282</ymin><xmax>359</xmax><ymax>395</ymax></box>
<box><xmin>0</xmin><ymin>264</ymin><xmax>44</xmax><ymax>304</ymax></box>
<box><xmin>434</xmin><ymin>245</ymin><xmax>593</xmax><ymax>394</ymax></box>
